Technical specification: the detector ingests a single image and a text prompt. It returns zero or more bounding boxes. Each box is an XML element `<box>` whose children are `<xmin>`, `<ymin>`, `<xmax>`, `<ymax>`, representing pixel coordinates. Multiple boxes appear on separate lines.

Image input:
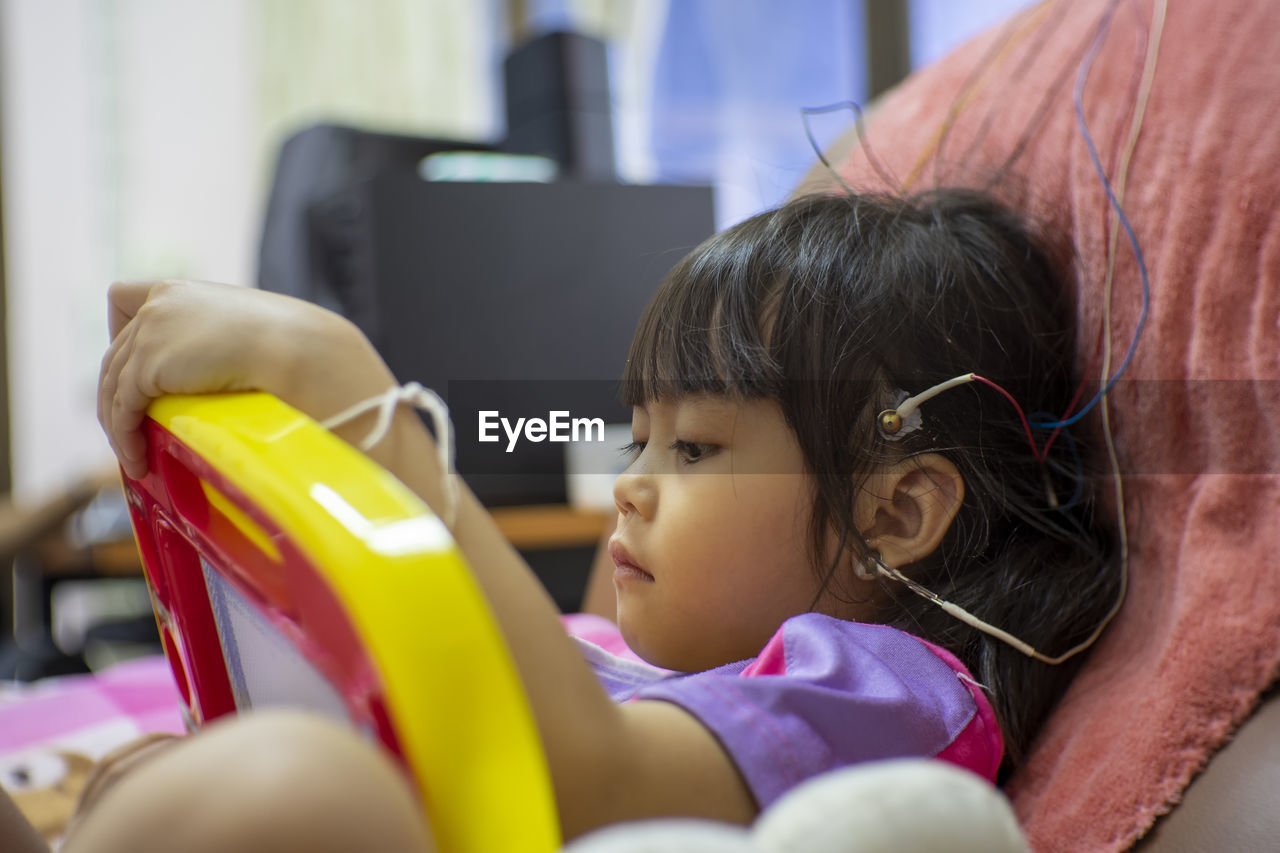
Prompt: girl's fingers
<box><xmin>107</xmin><ymin>281</ymin><xmax>159</xmax><ymax>339</ymax></box>
<box><xmin>98</xmin><ymin>320</ymin><xmax>137</xmax><ymax>433</ymax></box>
<box><xmin>99</xmin><ymin>280</ymin><xmax>352</xmax><ymax>479</ymax></box>
<box><xmin>111</xmin><ymin>345</ymin><xmax>158</xmax><ymax>480</ymax></box>
<box><xmin>99</xmin><ymin>324</ymin><xmax>140</xmax><ymax>470</ymax></box>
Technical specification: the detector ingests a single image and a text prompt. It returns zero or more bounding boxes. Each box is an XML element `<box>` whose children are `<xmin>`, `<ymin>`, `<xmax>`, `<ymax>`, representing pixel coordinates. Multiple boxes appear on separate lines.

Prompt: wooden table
<box><xmin>34</xmin><ymin>504</ymin><xmax>614</xmax><ymax>578</ymax></box>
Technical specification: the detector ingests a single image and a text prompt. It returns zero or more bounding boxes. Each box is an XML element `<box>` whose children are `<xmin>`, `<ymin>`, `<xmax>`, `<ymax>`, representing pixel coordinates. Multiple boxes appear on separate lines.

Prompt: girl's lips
<box><xmin>609</xmin><ymin>540</ymin><xmax>654</xmax><ymax>582</ymax></box>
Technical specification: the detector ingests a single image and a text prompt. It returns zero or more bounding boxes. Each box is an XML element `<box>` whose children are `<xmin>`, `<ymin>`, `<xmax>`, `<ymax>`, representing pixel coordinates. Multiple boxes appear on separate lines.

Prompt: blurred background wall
<box><xmin>0</xmin><ymin>0</ymin><xmax>1030</xmax><ymax>499</ymax></box>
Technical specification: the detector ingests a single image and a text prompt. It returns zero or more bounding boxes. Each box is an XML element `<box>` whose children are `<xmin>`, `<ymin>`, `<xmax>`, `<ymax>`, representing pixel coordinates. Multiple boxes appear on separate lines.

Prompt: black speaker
<box><xmin>503</xmin><ymin>31</ymin><xmax>616</xmax><ymax>180</ymax></box>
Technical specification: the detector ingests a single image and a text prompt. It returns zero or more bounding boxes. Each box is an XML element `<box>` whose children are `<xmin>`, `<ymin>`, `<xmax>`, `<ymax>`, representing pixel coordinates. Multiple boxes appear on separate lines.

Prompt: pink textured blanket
<box><xmin>0</xmin><ymin>657</ymin><xmax>185</xmax><ymax>841</ymax></box>
<box><xmin>833</xmin><ymin>0</ymin><xmax>1280</xmax><ymax>850</ymax></box>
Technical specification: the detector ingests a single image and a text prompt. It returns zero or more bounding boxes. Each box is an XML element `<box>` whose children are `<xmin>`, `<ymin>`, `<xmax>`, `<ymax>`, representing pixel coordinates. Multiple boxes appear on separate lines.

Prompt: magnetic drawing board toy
<box><xmin>122</xmin><ymin>392</ymin><xmax>559</xmax><ymax>853</ymax></box>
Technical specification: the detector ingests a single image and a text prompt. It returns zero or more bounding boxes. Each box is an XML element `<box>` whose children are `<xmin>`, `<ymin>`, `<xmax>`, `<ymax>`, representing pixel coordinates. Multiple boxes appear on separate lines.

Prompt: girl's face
<box><xmin>610</xmin><ymin>394</ymin><xmax>863</xmax><ymax>672</ymax></box>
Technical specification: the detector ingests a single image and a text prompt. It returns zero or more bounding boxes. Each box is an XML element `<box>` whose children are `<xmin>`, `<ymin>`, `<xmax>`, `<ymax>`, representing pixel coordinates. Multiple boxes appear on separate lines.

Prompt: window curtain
<box><xmin>1</xmin><ymin>0</ymin><xmax>495</xmax><ymax>496</ymax></box>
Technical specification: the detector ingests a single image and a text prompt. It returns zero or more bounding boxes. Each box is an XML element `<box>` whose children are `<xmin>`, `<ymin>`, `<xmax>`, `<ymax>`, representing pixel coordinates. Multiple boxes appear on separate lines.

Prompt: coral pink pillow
<box><xmin>832</xmin><ymin>0</ymin><xmax>1280</xmax><ymax>849</ymax></box>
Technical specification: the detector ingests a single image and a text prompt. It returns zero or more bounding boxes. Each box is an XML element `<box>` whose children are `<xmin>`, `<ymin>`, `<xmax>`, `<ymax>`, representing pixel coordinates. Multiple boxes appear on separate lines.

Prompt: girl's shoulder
<box><xmin>742</xmin><ymin>612</ymin><xmax>973</xmax><ymax>683</ymax></box>
<box><xmin>565</xmin><ymin>611</ymin><xmax>980</xmax><ymax>700</ymax></box>
<box><xmin>566</xmin><ymin>612</ymin><xmax>1003</xmax><ymax>805</ymax></box>
<box><xmin>750</xmin><ymin>613</ymin><xmax>1004</xmax><ymax>783</ymax></box>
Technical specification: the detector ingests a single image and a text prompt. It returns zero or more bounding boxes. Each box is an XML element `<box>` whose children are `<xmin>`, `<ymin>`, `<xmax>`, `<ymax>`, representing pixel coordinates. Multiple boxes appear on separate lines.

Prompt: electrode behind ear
<box><xmin>878</xmin><ymin>376</ymin><xmax>976</xmax><ymax>440</ymax></box>
<box><xmin>867</xmin><ymin>371</ymin><xmax>1124</xmax><ymax>663</ymax></box>
<box><xmin>877</xmin><ymin>391</ymin><xmax>922</xmax><ymax>439</ymax></box>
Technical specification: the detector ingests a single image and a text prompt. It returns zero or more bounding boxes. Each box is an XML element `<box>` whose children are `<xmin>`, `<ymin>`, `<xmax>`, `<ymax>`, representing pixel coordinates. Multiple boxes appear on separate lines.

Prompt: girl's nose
<box><xmin>613</xmin><ymin>466</ymin><xmax>656</xmax><ymax>520</ymax></box>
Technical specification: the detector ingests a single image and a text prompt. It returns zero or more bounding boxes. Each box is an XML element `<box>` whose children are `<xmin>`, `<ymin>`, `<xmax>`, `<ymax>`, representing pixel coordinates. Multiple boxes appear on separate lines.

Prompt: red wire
<box><xmin>971</xmin><ymin>374</ymin><xmax>1045</xmax><ymax>463</ymax></box>
<box><xmin>932</xmin><ymin>359</ymin><xmax>1103</xmax><ymax>466</ymax></box>
<box><xmin>1040</xmin><ymin>343</ymin><xmax>1103</xmax><ymax>459</ymax></box>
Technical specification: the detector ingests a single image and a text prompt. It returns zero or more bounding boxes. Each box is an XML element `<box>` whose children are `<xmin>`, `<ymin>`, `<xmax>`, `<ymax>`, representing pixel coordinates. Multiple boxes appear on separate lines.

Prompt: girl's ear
<box><xmin>854</xmin><ymin>454</ymin><xmax>965</xmax><ymax>571</ymax></box>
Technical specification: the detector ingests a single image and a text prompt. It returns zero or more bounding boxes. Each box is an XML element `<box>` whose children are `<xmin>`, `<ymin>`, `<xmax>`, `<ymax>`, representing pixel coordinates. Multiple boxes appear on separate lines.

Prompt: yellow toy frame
<box><xmin>123</xmin><ymin>392</ymin><xmax>560</xmax><ymax>853</ymax></box>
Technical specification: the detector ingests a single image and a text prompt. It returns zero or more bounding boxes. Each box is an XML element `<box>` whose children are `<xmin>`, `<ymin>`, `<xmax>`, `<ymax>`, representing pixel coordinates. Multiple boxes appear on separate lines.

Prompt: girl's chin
<box><xmin>615</xmin><ymin>616</ymin><xmax>666</xmax><ymax>668</ymax></box>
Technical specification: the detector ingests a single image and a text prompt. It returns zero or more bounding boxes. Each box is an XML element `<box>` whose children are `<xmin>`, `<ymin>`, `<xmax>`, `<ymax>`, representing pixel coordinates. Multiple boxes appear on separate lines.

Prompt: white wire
<box><xmin>872</xmin><ymin>363</ymin><xmax>1128</xmax><ymax>663</ymax></box>
<box><xmin>895</xmin><ymin>374</ymin><xmax>977</xmax><ymax>419</ymax></box>
<box><xmin>871</xmin><ymin>555</ymin><xmax>1056</xmax><ymax>663</ymax></box>
<box><xmin>1070</xmin><ymin>0</ymin><xmax>1167</xmax><ymax>669</ymax></box>
<box><xmin>320</xmin><ymin>382</ymin><xmax>458</xmax><ymax>530</ymax></box>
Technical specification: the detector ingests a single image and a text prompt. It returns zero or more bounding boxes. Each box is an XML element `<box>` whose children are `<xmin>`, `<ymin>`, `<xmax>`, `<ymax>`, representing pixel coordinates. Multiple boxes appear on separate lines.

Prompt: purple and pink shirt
<box><xmin>564</xmin><ymin>611</ymin><xmax>1002</xmax><ymax>809</ymax></box>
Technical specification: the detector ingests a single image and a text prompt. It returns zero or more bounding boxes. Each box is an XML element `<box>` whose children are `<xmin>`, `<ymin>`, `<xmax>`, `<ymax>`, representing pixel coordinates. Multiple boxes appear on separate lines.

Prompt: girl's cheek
<box><xmin>672</xmin><ymin>484</ymin><xmax>731</xmax><ymax>547</ymax></box>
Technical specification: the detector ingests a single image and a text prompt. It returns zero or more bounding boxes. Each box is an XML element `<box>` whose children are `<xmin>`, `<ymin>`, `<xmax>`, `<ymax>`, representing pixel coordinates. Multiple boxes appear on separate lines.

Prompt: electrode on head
<box><xmin>877</xmin><ymin>388</ymin><xmax>926</xmax><ymax>440</ymax></box>
<box><xmin>878</xmin><ymin>409</ymin><xmax>903</xmax><ymax>434</ymax></box>
<box><xmin>877</xmin><ymin>376</ymin><xmax>978</xmax><ymax>440</ymax></box>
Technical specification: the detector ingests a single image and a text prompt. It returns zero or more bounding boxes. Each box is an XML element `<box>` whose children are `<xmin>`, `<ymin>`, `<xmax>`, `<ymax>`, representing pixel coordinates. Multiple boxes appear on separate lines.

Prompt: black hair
<box><xmin>621</xmin><ymin>189</ymin><xmax>1118</xmax><ymax>773</ymax></box>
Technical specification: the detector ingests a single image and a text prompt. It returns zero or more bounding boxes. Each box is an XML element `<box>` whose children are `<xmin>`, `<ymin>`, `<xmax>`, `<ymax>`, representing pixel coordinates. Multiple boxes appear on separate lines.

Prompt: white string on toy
<box><xmin>320</xmin><ymin>382</ymin><xmax>458</xmax><ymax>530</ymax></box>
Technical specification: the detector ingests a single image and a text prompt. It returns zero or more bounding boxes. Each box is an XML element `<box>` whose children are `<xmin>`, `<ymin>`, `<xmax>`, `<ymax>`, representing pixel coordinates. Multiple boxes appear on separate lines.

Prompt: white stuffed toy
<box><xmin>562</xmin><ymin>759</ymin><xmax>1029</xmax><ymax>853</ymax></box>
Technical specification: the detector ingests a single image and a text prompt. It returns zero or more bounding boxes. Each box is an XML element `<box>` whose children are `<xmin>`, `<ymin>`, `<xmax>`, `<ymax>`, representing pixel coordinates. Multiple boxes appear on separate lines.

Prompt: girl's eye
<box><xmin>671</xmin><ymin>440</ymin><xmax>716</xmax><ymax>465</ymax></box>
<box><xmin>619</xmin><ymin>440</ymin><xmax>646</xmax><ymax>462</ymax></box>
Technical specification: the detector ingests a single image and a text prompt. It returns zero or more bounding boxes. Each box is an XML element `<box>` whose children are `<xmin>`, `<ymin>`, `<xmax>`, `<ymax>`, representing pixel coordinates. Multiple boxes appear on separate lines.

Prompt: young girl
<box><xmin>19</xmin><ymin>188</ymin><xmax>1116</xmax><ymax>852</ymax></box>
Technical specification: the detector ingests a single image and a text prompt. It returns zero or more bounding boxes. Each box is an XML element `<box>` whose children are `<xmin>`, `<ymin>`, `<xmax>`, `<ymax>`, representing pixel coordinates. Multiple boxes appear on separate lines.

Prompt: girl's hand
<box><xmin>98</xmin><ymin>280</ymin><xmax>394</xmax><ymax>479</ymax></box>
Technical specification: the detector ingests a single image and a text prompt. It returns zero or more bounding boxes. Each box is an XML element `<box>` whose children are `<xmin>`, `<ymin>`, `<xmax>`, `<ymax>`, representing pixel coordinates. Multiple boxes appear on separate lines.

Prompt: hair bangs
<box><xmin>621</xmin><ymin>224</ymin><xmax>785</xmax><ymax>407</ymax></box>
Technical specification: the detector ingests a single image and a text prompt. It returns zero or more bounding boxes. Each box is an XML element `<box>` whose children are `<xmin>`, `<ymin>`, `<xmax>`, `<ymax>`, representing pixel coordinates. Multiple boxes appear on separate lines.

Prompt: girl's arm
<box><xmin>98</xmin><ymin>280</ymin><xmax>755</xmax><ymax>839</ymax></box>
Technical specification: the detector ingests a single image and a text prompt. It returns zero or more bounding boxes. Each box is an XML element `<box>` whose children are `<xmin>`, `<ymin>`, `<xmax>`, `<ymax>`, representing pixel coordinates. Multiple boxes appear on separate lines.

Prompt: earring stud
<box><xmin>854</xmin><ymin>550</ymin><xmax>884</xmax><ymax>581</ymax></box>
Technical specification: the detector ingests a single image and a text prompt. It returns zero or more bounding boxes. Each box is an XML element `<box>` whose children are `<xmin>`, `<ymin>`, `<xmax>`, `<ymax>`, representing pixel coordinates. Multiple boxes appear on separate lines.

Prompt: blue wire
<box><xmin>1033</xmin><ymin>0</ymin><xmax>1150</xmax><ymax>431</ymax></box>
<box><xmin>799</xmin><ymin>101</ymin><xmax>900</xmax><ymax>194</ymax></box>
